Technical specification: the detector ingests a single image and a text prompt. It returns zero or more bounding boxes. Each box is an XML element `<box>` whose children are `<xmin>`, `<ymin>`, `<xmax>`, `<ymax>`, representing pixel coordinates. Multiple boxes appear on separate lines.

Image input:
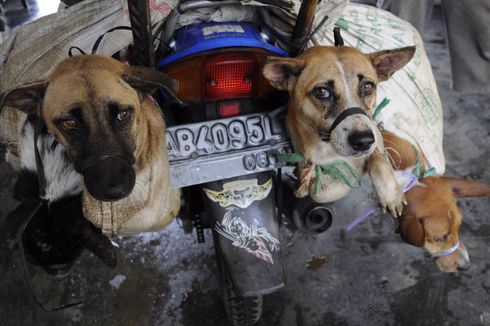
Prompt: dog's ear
<box><xmin>369</xmin><ymin>46</ymin><xmax>416</xmax><ymax>81</ymax></box>
<box><xmin>122</xmin><ymin>66</ymin><xmax>182</xmax><ymax>103</ymax></box>
<box><xmin>0</xmin><ymin>80</ymin><xmax>47</xmax><ymax>115</ymax></box>
<box><xmin>263</xmin><ymin>56</ymin><xmax>306</xmax><ymax>91</ymax></box>
<box><xmin>399</xmin><ymin>213</ymin><xmax>425</xmax><ymax>247</ymax></box>
<box><xmin>443</xmin><ymin>177</ymin><xmax>490</xmax><ymax>198</ymax></box>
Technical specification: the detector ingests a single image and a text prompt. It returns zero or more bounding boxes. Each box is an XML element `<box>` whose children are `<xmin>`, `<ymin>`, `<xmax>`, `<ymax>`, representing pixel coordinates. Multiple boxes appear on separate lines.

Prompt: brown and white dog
<box><xmin>384</xmin><ymin>131</ymin><xmax>490</xmax><ymax>272</ymax></box>
<box><xmin>1</xmin><ymin>55</ymin><xmax>181</xmax><ymax>235</ymax></box>
<box><xmin>263</xmin><ymin>46</ymin><xmax>415</xmax><ymax>217</ymax></box>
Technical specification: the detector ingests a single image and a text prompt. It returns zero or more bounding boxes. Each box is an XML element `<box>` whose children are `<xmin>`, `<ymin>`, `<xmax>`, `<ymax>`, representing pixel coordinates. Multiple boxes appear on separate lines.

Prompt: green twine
<box><xmin>413</xmin><ymin>146</ymin><xmax>421</xmax><ymax>178</ymax></box>
<box><xmin>277</xmin><ymin>153</ymin><xmax>361</xmax><ymax>194</ymax></box>
<box><xmin>412</xmin><ymin>145</ymin><xmax>437</xmax><ymax>178</ymax></box>
<box><xmin>422</xmin><ymin>167</ymin><xmax>437</xmax><ymax>178</ymax></box>
<box><xmin>371</xmin><ymin>98</ymin><xmax>437</xmax><ymax>178</ymax></box>
<box><xmin>277</xmin><ymin>152</ymin><xmax>306</xmax><ymax>163</ymax></box>
<box><xmin>372</xmin><ymin>98</ymin><xmax>390</xmax><ymax>121</ymax></box>
<box><xmin>313</xmin><ymin>160</ymin><xmax>362</xmax><ymax>193</ymax></box>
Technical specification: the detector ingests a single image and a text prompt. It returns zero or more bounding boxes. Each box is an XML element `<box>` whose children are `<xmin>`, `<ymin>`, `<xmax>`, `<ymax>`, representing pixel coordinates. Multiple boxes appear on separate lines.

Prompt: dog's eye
<box><xmin>312</xmin><ymin>87</ymin><xmax>331</xmax><ymax>100</ymax></box>
<box><xmin>61</xmin><ymin>119</ymin><xmax>78</xmax><ymax>131</ymax></box>
<box><xmin>433</xmin><ymin>235</ymin><xmax>448</xmax><ymax>242</ymax></box>
<box><xmin>117</xmin><ymin>110</ymin><xmax>131</xmax><ymax>122</ymax></box>
<box><xmin>360</xmin><ymin>81</ymin><xmax>376</xmax><ymax>96</ymax></box>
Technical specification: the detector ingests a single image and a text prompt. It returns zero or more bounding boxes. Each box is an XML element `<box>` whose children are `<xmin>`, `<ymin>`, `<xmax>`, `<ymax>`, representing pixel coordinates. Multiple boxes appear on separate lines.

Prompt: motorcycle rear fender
<box><xmin>202</xmin><ymin>171</ymin><xmax>285</xmax><ymax>296</ymax></box>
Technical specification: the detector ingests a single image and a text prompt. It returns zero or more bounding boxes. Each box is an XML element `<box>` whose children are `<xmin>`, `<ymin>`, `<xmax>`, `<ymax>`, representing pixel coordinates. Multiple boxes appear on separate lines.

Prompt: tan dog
<box><xmin>383</xmin><ymin>131</ymin><xmax>490</xmax><ymax>272</ymax></box>
<box><xmin>263</xmin><ymin>46</ymin><xmax>415</xmax><ymax>216</ymax></box>
<box><xmin>1</xmin><ymin>55</ymin><xmax>180</xmax><ymax>235</ymax></box>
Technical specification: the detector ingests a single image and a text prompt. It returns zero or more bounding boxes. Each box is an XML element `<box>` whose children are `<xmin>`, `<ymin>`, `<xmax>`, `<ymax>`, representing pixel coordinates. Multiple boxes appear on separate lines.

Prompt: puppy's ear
<box><xmin>399</xmin><ymin>213</ymin><xmax>425</xmax><ymax>247</ymax></box>
<box><xmin>263</xmin><ymin>56</ymin><xmax>306</xmax><ymax>91</ymax></box>
<box><xmin>443</xmin><ymin>177</ymin><xmax>490</xmax><ymax>198</ymax></box>
<box><xmin>0</xmin><ymin>80</ymin><xmax>47</xmax><ymax>115</ymax></box>
<box><xmin>122</xmin><ymin>66</ymin><xmax>182</xmax><ymax>104</ymax></box>
<box><xmin>369</xmin><ymin>46</ymin><xmax>416</xmax><ymax>81</ymax></box>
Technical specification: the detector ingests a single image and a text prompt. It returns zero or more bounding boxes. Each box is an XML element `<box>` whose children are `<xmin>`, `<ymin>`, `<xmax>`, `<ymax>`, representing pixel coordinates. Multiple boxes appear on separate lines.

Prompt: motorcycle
<box><xmin>127</xmin><ymin>0</ymin><xmax>337</xmax><ymax>324</ymax></box>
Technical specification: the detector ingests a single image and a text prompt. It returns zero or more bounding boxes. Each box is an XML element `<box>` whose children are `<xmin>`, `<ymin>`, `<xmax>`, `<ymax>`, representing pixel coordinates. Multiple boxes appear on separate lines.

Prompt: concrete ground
<box><xmin>0</xmin><ymin>1</ymin><xmax>489</xmax><ymax>326</ymax></box>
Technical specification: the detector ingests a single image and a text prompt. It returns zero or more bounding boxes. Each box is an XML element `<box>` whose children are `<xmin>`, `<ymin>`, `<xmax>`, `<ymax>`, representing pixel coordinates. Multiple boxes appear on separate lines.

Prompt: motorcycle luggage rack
<box><xmin>178</xmin><ymin>0</ymin><xmax>293</xmax><ymax>13</ymax></box>
<box><xmin>160</xmin><ymin>0</ymin><xmax>316</xmax><ymax>56</ymax></box>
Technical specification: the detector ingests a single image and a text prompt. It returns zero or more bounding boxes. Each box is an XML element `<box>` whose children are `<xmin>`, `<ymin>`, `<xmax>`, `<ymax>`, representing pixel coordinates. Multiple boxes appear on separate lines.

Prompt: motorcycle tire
<box><xmin>222</xmin><ymin>271</ymin><xmax>263</xmax><ymax>326</ymax></box>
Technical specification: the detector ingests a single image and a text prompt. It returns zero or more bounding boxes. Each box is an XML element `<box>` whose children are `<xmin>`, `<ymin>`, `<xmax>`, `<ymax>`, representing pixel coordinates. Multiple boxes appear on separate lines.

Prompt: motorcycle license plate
<box><xmin>166</xmin><ymin>112</ymin><xmax>292</xmax><ymax>188</ymax></box>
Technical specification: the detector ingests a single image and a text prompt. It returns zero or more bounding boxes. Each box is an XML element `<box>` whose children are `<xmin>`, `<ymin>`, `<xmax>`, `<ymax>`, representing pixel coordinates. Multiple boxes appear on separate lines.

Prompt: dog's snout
<box><xmin>457</xmin><ymin>251</ymin><xmax>471</xmax><ymax>272</ymax></box>
<box><xmin>457</xmin><ymin>261</ymin><xmax>471</xmax><ymax>271</ymax></box>
<box><xmin>348</xmin><ymin>131</ymin><xmax>375</xmax><ymax>151</ymax></box>
<box><xmin>83</xmin><ymin>156</ymin><xmax>136</xmax><ymax>202</ymax></box>
<box><xmin>101</xmin><ymin>183</ymin><xmax>131</xmax><ymax>200</ymax></box>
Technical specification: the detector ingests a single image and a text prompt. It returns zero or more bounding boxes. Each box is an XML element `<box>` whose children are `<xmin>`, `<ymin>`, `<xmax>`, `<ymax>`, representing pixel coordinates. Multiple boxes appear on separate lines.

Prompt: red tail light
<box><xmin>219</xmin><ymin>102</ymin><xmax>240</xmax><ymax>118</ymax></box>
<box><xmin>203</xmin><ymin>53</ymin><xmax>256</xmax><ymax>101</ymax></box>
<box><xmin>161</xmin><ymin>48</ymin><xmax>276</xmax><ymax>103</ymax></box>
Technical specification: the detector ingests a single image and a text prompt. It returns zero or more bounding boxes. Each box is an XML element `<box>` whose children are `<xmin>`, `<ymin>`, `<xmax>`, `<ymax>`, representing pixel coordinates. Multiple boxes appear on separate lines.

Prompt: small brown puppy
<box><xmin>1</xmin><ymin>55</ymin><xmax>181</xmax><ymax>235</ymax></box>
<box><xmin>384</xmin><ymin>131</ymin><xmax>490</xmax><ymax>272</ymax></box>
<box><xmin>263</xmin><ymin>46</ymin><xmax>415</xmax><ymax>216</ymax></box>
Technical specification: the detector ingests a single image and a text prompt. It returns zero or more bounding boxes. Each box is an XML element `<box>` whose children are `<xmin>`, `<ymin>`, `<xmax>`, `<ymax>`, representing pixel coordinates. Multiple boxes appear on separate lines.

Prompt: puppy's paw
<box><xmin>379</xmin><ymin>187</ymin><xmax>406</xmax><ymax>218</ymax></box>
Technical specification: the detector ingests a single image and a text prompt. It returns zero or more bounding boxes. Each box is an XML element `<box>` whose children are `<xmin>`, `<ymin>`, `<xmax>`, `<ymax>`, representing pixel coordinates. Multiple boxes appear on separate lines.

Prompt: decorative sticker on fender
<box><xmin>215</xmin><ymin>207</ymin><xmax>280</xmax><ymax>264</ymax></box>
<box><xmin>203</xmin><ymin>179</ymin><xmax>272</xmax><ymax>209</ymax></box>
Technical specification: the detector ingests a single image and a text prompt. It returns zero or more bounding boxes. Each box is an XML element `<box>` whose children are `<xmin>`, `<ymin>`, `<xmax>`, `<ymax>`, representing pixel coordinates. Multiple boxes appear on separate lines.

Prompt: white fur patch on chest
<box><xmin>19</xmin><ymin>122</ymin><xmax>82</xmax><ymax>202</ymax></box>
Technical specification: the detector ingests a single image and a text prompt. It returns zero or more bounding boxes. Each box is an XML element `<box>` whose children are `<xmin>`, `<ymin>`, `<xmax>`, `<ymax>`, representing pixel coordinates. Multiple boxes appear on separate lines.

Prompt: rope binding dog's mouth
<box><xmin>319</xmin><ymin>107</ymin><xmax>368</xmax><ymax>141</ymax></box>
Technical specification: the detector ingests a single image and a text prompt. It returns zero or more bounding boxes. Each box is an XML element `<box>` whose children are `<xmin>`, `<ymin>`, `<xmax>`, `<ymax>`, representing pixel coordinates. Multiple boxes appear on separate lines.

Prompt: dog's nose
<box><xmin>457</xmin><ymin>260</ymin><xmax>471</xmax><ymax>271</ymax></box>
<box><xmin>83</xmin><ymin>156</ymin><xmax>135</xmax><ymax>201</ymax></box>
<box><xmin>457</xmin><ymin>264</ymin><xmax>471</xmax><ymax>272</ymax></box>
<box><xmin>348</xmin><ymin>131</ymin><xmax>375</xmax><ymax>151</ymax></box>
<box><xmin>102</xmin><ymin>184</ymin><xmax>131</xmax><ymax>200</ymax></box>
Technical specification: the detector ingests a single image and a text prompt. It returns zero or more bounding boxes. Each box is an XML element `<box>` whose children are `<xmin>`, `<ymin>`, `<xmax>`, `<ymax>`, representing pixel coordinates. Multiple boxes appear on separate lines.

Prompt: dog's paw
<box><xmin>379</xmin><ymin>188</ymin><xmax>407</xmax><ymax>218</ymax></box>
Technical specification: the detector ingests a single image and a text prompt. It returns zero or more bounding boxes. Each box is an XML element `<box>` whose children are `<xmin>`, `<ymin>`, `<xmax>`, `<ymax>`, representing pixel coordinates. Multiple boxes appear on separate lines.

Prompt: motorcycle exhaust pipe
<box><xmin>292</xmin><ymin>199</ymin><xmax>335</xmax><ymax>234</ymax></box>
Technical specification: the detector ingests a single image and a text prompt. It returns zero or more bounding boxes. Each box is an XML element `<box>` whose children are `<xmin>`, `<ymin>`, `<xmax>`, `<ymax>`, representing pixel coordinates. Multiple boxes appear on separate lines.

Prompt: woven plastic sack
<box><xmin>312</xmin><ymin>3</ymin><xmax>445</xmax><ymax>174</ymax></box>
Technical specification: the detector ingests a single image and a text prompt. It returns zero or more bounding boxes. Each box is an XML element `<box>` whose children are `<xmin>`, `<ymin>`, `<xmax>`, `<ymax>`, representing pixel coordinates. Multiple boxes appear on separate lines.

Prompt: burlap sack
<box><xmin>82</xmin><ymin>134</ymin><xmax>180</xmax><ymax>236</ymax></box>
